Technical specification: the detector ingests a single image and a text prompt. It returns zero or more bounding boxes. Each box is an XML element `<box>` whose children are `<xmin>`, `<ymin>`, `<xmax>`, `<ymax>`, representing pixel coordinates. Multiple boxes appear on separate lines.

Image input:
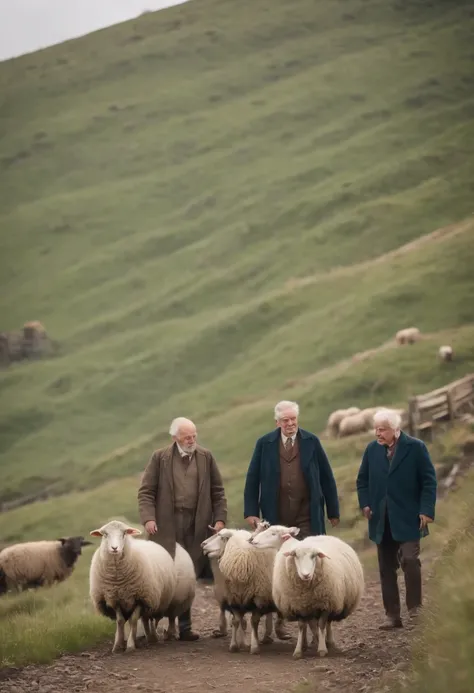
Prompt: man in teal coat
<box><xmin>356</xmin><ymin>407</ymin><xmax>437</xmax><ymax>629</ymax></box>
<box><xmin>243</xmin><ymin>400</ymin><xmax>340</xmax><ymax>537</ymax></box>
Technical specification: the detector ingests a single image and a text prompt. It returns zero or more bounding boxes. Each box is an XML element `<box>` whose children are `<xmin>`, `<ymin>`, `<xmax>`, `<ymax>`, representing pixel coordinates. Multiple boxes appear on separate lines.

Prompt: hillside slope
<box><xmin>1</xmin><ymin>0</ymin><xmax>474</xmax><ymax>511</ymax></box>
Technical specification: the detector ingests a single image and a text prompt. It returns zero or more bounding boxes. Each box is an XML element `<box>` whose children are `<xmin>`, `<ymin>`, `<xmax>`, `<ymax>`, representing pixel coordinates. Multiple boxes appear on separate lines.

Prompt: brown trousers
<box><xmin>377</xmin><ymin>514</ymin><xmax>422</xmax><ymax>618</ymax></box>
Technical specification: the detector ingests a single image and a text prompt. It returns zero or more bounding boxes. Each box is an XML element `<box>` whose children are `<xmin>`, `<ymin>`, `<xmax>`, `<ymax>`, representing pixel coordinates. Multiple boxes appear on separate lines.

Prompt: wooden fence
<box><xmin>408</xmin><ymin>373</ymin><xmax>474</xmax><ymax>439</ymax></box>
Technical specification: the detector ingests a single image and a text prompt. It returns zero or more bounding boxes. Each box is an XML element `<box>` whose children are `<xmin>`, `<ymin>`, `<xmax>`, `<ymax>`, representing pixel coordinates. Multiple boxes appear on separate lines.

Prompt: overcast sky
<box><xmin>0</xmin><ymin>0</ymin><xmax>189</xmax><ymax>62</ymax></box>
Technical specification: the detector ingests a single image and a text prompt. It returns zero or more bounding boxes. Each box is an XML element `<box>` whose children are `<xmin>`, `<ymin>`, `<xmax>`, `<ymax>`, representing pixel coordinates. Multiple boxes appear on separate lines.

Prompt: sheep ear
<box><xmin>208</xmin><ymin>524</ymin><xmax>218</xmax><ymax>533</ymax></box>
<box><xmin>57</xmin><ymin>537</ymin><xmax>67</xmax><ymax>544</ymax></box>
<box><xmin>125</xmin><ymin>528</ymin><xmax>141</xmax><ymax>535</ymax></box>
<box><xmin>89</xmin><ymin>530</ymin><xmax>103</xmax><ymax>537</ymax></box>
<box><xmin>283</xmin><ymin>550</ymin><xmax>296</xmax><ymax>558</ymax></box>
<box><xmin>81</xmin><ymin>540</ymin><xmax>93</xmax><ymax>547</ymax></box>
<box><xmin>289</xmin><ymin>527</ymin><xmax>300</xmax><ymax>536</ymax></box>
<box><xmin>317</xmin><ymin>551</ymin><xmax>329</xmax><ymax>559</ymax></box>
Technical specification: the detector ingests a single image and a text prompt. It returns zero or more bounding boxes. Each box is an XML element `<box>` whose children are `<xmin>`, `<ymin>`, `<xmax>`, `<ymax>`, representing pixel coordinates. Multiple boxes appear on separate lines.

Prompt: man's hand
<box><xmin>246</xmin><ymin>516</ymin><xmax>260</xmax><ymax>529</ymax></box>
<box><xmin>145</xmin><ymin>520</ymin><xmax>157</xmax><ymax>535</ymax></box>
<box><xmin>329</xmin><ymin>518</ymin><xmax>340</xmax><ymax>527</ymax></box>
<box><xmin>362</xmin><ymin>506</ymin><xmax>372</xmax><ymax>520</ymax></box>
<box><xmin>213</xmin><ymin>521</ymin><xmax>225</xmax><ymax>532</ymax></box>
<box><xmin>419</xmin><ymin>514</ymin><xmax>433</xmax><ymax>529</ymax></box>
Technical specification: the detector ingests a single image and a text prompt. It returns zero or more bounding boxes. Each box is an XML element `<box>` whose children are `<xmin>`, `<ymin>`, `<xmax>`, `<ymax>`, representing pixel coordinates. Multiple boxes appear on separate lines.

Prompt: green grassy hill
<box><xmin>1</xmin><ymin>0</ymin><xmax>474</xmax><ymax>670</ymax></box>
<box><xmin>1</xmin><ymin>0</ymin><xmax>474</xmax><ymax>515</ymax></box>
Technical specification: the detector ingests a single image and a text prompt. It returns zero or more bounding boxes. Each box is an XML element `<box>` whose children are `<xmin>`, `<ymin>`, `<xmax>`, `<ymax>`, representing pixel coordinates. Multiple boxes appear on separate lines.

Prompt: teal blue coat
<box><xmin>356</xmin><ymin>431</ymin><xmax>437</xmax><ymax>544</ymax></box>
<box><xmin>243</xmin><ymin>427</ymin><xmax>340</xmax><ymax>535</ymax></box>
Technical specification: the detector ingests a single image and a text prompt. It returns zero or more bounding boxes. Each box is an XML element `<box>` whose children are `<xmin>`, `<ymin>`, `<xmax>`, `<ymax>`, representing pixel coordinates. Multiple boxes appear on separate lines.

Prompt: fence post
<box><xmin>408</xmin><ymin>397</ymin><xmax>417</xmax><ymax>436</ymax></box>
<box><xmin>447</xmin><ymin>388</ymin><xmax>454</xmax><ymax>423</ymax></box>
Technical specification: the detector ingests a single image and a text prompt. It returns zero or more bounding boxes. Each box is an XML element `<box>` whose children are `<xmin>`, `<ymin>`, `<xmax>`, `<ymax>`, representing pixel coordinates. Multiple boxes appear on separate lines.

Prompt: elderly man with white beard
<box><xmin>138</xmin><ymin>416</ymin><xmax>227</xmax><ymax>640</ymax></box>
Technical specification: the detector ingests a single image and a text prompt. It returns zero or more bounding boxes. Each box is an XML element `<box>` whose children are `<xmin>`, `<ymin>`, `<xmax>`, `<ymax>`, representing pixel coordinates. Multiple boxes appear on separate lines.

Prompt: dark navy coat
<box><xmin>356</xmin><ymin>431</ymin><xmax>437</xmax><ymax>544</ymax></box>
<box><xmin>243</xmin><ymin>427</ymin><xmax>340</xmax><ymax>535</ymax></box>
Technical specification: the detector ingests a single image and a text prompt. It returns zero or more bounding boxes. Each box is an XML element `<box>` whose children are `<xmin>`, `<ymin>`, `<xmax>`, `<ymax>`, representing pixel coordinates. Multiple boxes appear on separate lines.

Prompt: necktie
<box><xmin>285</xmin><ymin>437</ymin><xmax>293</xmax><ymax>451</ymax></box>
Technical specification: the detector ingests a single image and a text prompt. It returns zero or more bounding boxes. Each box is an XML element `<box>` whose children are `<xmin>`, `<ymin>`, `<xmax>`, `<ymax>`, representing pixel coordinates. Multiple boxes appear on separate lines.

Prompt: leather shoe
<box><xmin>179</xmin><ymin>630</ymin><xmax>200</xmax><ymax>641</ymax></box>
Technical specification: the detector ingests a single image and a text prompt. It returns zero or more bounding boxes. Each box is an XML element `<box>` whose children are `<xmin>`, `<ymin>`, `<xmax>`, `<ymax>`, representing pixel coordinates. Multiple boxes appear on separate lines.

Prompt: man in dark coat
<box><xmin>138</xmin><ymin>416</ymin><xmax>227</xmax><ymax>640</ymax></box>
<box><xmin>243</xmin><ymin>400</ymin><xmax>340</xmax><ymax>537</ymax></box>
<box><xmin>356</xmin><ymin>407</ymin><xmax>437</xmax><ymax>629</ymax></box>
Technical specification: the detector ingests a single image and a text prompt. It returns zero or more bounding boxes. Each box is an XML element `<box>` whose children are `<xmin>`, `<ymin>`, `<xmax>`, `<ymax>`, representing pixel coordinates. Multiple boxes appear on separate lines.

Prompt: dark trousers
<box><xmin>175</xmin><ymin>509</ymin><xmax>195</xmax><ymax>634</ymax></box>
<box><xmin>377</xmin><ymin>513</ymin><xmax>422</xmax><ymax>618</ymax></box>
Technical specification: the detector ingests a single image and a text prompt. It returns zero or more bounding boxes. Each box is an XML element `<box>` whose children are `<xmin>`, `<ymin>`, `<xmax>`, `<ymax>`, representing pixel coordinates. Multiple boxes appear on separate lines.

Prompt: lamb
<box><xmin>89</xmin><ymin>519</ymin><xmax>176</xmax><ymax>653</ymax></box>
<box><xmin>326</xmin><ymin>407</ymin><xmax>361</xmax><ymax>437</ymax></box>
<box><xmin>0</xmin><ymin>536</ymin><xmax>92</xmax><ymax>595</ymax></box>
<box><xmin>439</xmin><ymin>345</ymin><xmax>453</xmax><ymax>362</ymax></box>
<box><xmin>201</xmin><ymin>526</ymin><xmax>279</xmax><ymax>654</ymax></box>
<box><xmin>252</xmin><ymin>527</ymin><xmax>364</xmax><ymax>659</ymax></box>
<box><xmin>395</xmin><ymin>327</ymin><xmax>421</xmax><ymax>345</ymax></box>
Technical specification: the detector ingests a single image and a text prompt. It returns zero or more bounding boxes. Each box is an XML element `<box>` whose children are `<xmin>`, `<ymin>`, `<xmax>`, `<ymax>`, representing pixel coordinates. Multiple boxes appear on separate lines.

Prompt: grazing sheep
<box><xmin>201</xmin><ymin>527</ymin><xmax>278</xmax><ymax>654</ymax></box>
<box><xmin>439</xmin><ymin>345</ymin><xmax>453</xmax><ymax>362</ymax></box>
<box><xmin>338</xmin><ymin>412</ymin><xmax>369</xmax><ymax>437</ymax></box>
<box><xmin>395</xmin><ymin>327</ymin><xmax>421</xmax><ymax>345</ymax></box>
<box><xmin>0</xmin><ymin>536</ymin><xmax>92</xmax><ymax>595</ymax></box>
<box><xmin>161</xmin><ymin>542</ymin><xmax>197</xmax><ymax>641</ymax></box>
<box><xmin>252</xmin><ymin>527</ymin><xmax>364</xmax><ymax>659</ymax></box>
<box><xmin>89</xmin><ymin>519</ymin><xmax>176</xmax><ymax>653</ymax></box>
<box><xmin>326</xmin><ymin>407</ymin><xmax>361</xmax><ymax>437</ymax></box>
<box><xmin>338</xmin><ymin>407</ymin><xmax>383</xmax><ymax>437</ymax></box>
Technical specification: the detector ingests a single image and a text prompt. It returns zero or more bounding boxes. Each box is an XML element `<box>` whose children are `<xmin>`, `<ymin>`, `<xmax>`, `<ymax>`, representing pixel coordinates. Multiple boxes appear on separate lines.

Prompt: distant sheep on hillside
<box><xmin>338</xmin><ymin>411</ymin><xmax>370</xmax><ymax>437</ymax></box>
<box><xmin>395</xmin><ymin>327</ymin><xmax>421</xmax><ymax>345</ymax></box>
<box><xmin>326</xmin><ymin>407</ymin><xmax>361</xmax><ymax>437</ymax></box>
<box><xmin>439</xmin><ymin>345</ymin><xmax>453</xmax><ymax>362</ymax></box>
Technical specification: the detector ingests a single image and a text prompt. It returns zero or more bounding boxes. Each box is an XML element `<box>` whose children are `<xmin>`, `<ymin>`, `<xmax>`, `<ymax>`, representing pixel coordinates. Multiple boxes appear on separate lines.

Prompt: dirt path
<box><xmin>1</xmin><ymin>572</ymin><xmax>417</xmax><ymax>693</ymax></box>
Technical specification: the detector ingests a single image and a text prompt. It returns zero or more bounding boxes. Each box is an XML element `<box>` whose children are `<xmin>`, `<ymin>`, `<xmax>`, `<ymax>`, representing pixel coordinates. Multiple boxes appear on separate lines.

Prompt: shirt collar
<box><xmin>281</xmin><ymin>431</ymin><xmax>297</xmax><ymax>445</ymax></box>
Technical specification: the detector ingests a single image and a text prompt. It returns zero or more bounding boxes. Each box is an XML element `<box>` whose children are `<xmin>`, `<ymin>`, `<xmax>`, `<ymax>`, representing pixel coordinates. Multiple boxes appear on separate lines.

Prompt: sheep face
<box><xmin>57</xmin><ymin>536</ymin><xmax>92</xmax><ymax>557</ymax></box>
<box><xmin>248</xmin><ymin>525</ymin><xmax>300</xmax><ymax>549</ymax></box>
<box><xmin>90</xmin><ymin>520</ymin><xmax>141</xmax><ymax>556</ymax></box>
<box><xmin>201</xmin><ymin>532</ymin><xmax>225</xmax><ymax>558</ymax></box>
<box><xmin>282</xmin><ymin>546</ymin><xmax>329</xmax><ymax>582</ymax></box>
<box><xmin>201</xmin><ymin>527</ymin><xmax>238</xmax><ymax>558</ymax></box>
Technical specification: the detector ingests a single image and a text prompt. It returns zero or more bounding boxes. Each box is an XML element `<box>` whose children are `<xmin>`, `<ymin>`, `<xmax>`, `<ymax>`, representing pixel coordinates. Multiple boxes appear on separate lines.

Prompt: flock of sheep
<box><xmin>395</xmin><ymin>326</ymin><xmax>453</xmax><ymax>361</ymax></box>
<box><xmin>87</xmin><ymin>518</ymin><xmax>364</xmax><ymax>660</ymax></box>
<box><xmin>325</xmin><ymin>327</ymin><xmax>454</xmax><ymax>439</ymax></box>
<box><xmin>0</xmin><ymin>519</ymin><xmax>364</xmax><ymax>661</ymax></box>
<box><xmin>0</xmin><ymin>323</ymin><xmax>455</xmax><ymax>663</ymax></box>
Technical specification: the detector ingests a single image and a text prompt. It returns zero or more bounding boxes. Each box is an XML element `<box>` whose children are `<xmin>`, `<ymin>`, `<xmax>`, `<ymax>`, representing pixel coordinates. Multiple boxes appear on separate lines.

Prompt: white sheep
<box><xmin>439</xmin><ymin>345</ymin><xmax>453</xmax><ymax>362</ymax></box>
<box><xmin>89</xmin><ymin>519</ymin><xmax>176</xmax><ymax>653</ymax></box>
<box><xmin>252</xmin><ymin>527</ymin><xmax>364</xmax><ymax>659</ymax></box>
<box><xmin>326</xmin><ymin>407</ymin><xmax>361</xmax><ymax>437</ymax></box>
<box><xmin>158</xmin><ymin>542</ymin><xmax>197</xmax><ymax>641</ymax></box>
<box><xmin>338</xmin><ymin>407</ymin><xmax>384</xmax><ymax>437</ymax></box>
<box><xmin>338</xmin><ymin>411</ymin><xmax>369</xmax><ymax>437</ymax></box>
<box><xmin>201</xmin><ymin>527</ymin><xmax>277</xmax><ymax>654</ymax></box>
<box><xmin>0</xmin><ymin>536</ymin><xmax>92</xmax><ymax>594</ymax></box>
<box><xmin>201</xmin><ymin>520</ymin><xmax>287</xmax><ymax>643</ymax></box>
<box><xmin>395</xmin><ymin>327</ymin><xmax>421</xmax><ymax>345</ymax></box>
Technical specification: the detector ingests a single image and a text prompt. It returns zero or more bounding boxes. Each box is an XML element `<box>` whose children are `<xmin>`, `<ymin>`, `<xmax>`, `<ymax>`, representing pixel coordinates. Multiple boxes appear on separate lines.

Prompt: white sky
<box><xmin>0</xmin><ymin>0</ymin><xmax>189</xmax><ymax>62</ymax></box>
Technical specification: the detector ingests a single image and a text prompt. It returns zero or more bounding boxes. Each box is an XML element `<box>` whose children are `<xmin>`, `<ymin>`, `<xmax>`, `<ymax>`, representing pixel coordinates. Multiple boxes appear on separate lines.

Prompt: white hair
<box><xmin>169</xmin><ymin>417</ymin><xmax>196</xmax><ymax>437</ymax></box>
<box><xmin>373</xmin><ymin>408</ymin><xmax>401</xmax><ymax>431</ymax></box>
<box><xmin>274</xmin><ymin>400</ymin><xmax>300</xmax><ymax>420</ymax></box>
